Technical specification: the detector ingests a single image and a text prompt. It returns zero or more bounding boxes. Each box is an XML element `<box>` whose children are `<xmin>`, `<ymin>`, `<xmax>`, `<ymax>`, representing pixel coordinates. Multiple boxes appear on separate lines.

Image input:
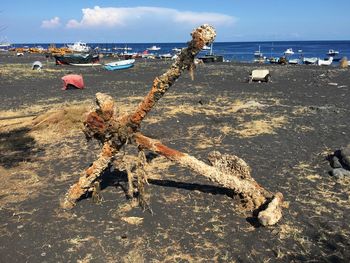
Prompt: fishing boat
<box><xmin>67</xmin><ymin>41</ymin><xmax>91</xmax><ymax>53</ymax></box>
<box><xmin>253</xmin><ymin>45</ymin><xmax>266</xmax><ymax>63</ymax></box>
<box><xmin>284</xmin><ymin>48</ymin><xmax>294</xmax><ymax>56</ymax></box>
<box><xmin>158</xmin><ymin>53</ymin><xmax>172</xmax><ymax>59</ymax></box>
<box><xmin>147</xmin><ymin>45</ymin><xmax>161</xmax><ymax>51</ymax></box>
<box><xmin>288</xmin><ymin>58</ymin><xmax>301</xmax><ymax>65</ymax></box>
<box><xmin>317</xmin><ymin>56</ymin><xmax>333</xmax><ymax>66</ymax></box>
<box><xmin>0</xmin><ymin>40</ymin><xmax>11</xmax><ymax>51</ymax></box>
<box><xmin>303</xmin><ymin>57</ymin><xmax>318</xmax><ymax>65</ymax></box>
<box><xmin>254</xmin><ymin>45</ymin><xmax>263</xmax><ymax>57</ymax></box>
<box><xmin>104</xmin><ymin>59</ymin><xmax>135</xmax><ymax>70</ymax></box>
<box><xmin>198</xmin><ymin>43</ymin><xmax>224</xmax><ymax>63</ymax></box>
<box><xmin>172</xmin><ymin>47</ymin><xmax>184</xmax><ymax>53</ymax></box>
<box><xmin>327</xmin><ymin>49</ymin><xmax>339</xmax><ymax>56</ymax></box>
<box><xmin>54</xmin><ymin>53</ymin><xmax>99</xmax><ymax>65</ymax></box>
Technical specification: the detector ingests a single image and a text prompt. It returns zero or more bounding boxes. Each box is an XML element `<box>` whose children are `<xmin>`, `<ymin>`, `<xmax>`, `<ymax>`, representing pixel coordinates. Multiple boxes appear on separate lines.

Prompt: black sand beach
<box><xmin>1</xmin><ymin>52</ymin><xmax>350</xmax><ymax>262</ymax></box>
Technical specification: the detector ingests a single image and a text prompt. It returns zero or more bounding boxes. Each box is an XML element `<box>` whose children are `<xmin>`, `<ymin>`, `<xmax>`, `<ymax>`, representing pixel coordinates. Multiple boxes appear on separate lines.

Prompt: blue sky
<box><xmin>1</xmin><ymin>0</ymin><xmax>350</xmax><ymax>43</ymax></box>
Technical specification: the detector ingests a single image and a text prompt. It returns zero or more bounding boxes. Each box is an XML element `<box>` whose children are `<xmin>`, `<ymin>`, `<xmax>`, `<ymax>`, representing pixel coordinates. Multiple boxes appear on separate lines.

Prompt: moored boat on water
<box><xmin>327</xmin><ymin>49</ymin><xmax>339</xmax><ymax>56</ymax></box>
<box><xmin>147</xmin><ymin>45</ymin><xmax>161</xmax><ymax>51</ymax></box>
<box><xmin>202</xmin><ymin>45</ymin><xmax>211</xmax><ymax>50</ymax></box>
<box><xmin>284</xmin><ymin>48</ymin><xmax>294</xmax><ymax>56</ymax></box>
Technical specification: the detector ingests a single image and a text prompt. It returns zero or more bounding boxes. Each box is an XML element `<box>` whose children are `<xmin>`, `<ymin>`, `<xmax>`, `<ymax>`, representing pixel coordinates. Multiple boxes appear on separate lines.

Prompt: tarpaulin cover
<box><xmin>61</xmin><ymin>74</ymin><xmax>84</xmax><ymax>90</ymax></box>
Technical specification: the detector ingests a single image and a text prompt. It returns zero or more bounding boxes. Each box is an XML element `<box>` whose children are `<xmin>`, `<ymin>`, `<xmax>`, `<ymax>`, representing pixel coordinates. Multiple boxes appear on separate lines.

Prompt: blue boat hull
<box><xmin>104</xmin><ymin>63</ymin><xmax>134</xmax><ymax>71</ymax></box>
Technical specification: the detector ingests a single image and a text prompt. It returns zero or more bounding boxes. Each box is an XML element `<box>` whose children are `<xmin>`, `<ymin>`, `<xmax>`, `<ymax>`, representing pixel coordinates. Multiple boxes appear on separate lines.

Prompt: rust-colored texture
<box><xmin>61</xmin><ymin>24</ymin><xmax>284</xmax><ymax>226</ymax></box>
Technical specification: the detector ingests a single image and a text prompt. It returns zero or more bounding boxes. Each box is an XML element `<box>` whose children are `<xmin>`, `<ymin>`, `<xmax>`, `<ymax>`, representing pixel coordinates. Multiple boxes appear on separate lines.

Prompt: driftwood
<box><xmin>61</xmin><ymin>24</ymin><xmax>284</xmax><ymax>226</ymax></box>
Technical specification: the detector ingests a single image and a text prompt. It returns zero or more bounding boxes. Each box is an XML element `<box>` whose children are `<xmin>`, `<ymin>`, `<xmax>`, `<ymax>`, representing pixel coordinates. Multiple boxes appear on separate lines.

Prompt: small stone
<box><xmin>339</xmin><ymin>168</ymin><xmax>350</xmax><ymax>176</ymax></box>
<box><xmin>340</xmin><ymin>144</ymin><xmax>350</xmax><ymax>168</ymax></box>
<box><xmin>341</xmin><ymin>144</ymin><xmax>350</xmax><ymax>156</ymax></box>
<box><xmin>342</xmin><ymin>156</ymin><xmax>350</xmax><ymax>169</ymax></box>
<box><xmin>331</xmin><ymin>168</ymin><xmax>350</xmax><ymax>179</ymax></box>
<box><xmin>330</xmin><ymin>156</ymin><xmax>342</xmax><ymax>168</ymax></box>
<box><xmin>331</xmin><ymin>168</ymin><xmax>345</xmax><ymax>179</ymax></box>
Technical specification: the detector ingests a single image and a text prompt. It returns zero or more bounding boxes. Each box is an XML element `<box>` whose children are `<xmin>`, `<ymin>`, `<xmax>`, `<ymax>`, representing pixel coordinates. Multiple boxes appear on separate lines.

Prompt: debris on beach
<box><xmin>248</xmin><ymin>69</ymin><xmax>271</xmax><ymax>83</ymax></box>
<box><xmin>328</xmin><ymin>144</ymin><xmax>350</xmax><ymax>179</ymax></box>
<box><xmin>61</xmin><ymin>74</ymin><xmax>84</xmax><ymax>90</ymax></box>
<box><xmin>61</xmin><ymin>24</ymin><xmax>285</xmax><ymax>226</ymax></box>
<box><xmin>32</xmin><ymin>61</ymin><xmax>42</xmax><ymax>71</ymax></box>
<box><xmin>340</xmin><ymin>57</ymin><xmax>348</xmax><ymax>68</ymax></box>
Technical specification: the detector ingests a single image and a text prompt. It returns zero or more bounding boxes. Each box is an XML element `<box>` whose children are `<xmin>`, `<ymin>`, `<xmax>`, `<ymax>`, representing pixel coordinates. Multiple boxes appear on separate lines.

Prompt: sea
<box><xmin>11</xmin><ymin>40</ymin><xmax>350</xmax><ymax>63</ymax></box>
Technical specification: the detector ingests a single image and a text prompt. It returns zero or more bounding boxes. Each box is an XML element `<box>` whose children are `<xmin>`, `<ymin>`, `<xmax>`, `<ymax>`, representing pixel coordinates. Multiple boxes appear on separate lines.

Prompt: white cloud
<box><xmin>41</xmin><ymin>17</ymin><xmax>61</xmax><ymax>28</ymax></box>
<box><xmin>66</xmin><ymin>6</ymin><xmax>235</xmax><ymax>28</ymax></box>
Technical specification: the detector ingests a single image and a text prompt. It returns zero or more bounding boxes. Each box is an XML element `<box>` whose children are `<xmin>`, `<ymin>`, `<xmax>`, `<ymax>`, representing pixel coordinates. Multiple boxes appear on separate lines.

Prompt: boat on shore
<box><xmin>288</xmin><ymin>58</ymin><xmax>301</xmax><ymax>65</ymax></box>
<box><xmin>303</xmin><ymin>57</ymin><xmax>318</xmax><ymax>65</ymax></box>
<box><xmin>54</xmin><ymin>53</ymin><xmax>99</xmax><ymax>65</ymax></box>
<box><xmin>104</xmin><ymin>59</ymin><xmax>135</xmax><ymax>70</ymax></box>
<box><xmin>67</xmin><ymin>41</ymin><xmax>91</xmax><ymax>53</ymax></box>
<box><xmin>0</xmin><ymin>42</ymin><xmax>11</xmax><ymax>51</ymax></box>
<box><xmin>158</xmin><ymin>53</ymin><xmax>172</xmax><ymax>59</ymax></box>
<box><xmin>317</xmin><ymin>56</ymin><xmax>333</xmax><ymax>66</ymax></box>
<box><xmin>198</xmin><ymin>43</ymin><xmax>224</xmax><ymax>63</ymax></box>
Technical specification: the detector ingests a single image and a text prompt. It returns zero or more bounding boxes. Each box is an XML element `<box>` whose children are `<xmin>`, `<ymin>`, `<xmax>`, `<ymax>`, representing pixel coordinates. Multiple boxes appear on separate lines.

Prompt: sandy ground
<box><xmin>1</xmin><ymin>52</ymin><xmax>350</xmax><ymax>262</ymax></box>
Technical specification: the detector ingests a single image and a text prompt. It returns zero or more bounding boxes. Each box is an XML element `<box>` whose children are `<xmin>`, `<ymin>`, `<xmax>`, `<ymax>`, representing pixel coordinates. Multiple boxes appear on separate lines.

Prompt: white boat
<box><xmin>303</xmin><ymin>57</ymin><xmax>318</xmax><ymax>65</ymax></box>
<box><xmin>284</xmin><ymin>48</ymin><xmax>294</xmax><ymax>56</ymax></box>
<box><xmin>159</xmin><ymin>53</ymin><xmax>172</xmax><ymax>59</ymax></box>
<box><xmin>202</xmin><ymin>45</ymin><xmax>211</xmax><ymax>50</ymax></box>
<box><xmin>67</xmin><ymin>41</ymin><xmax>91</xmax><ymax>53</ymax></box>
<box><xmin>172</xmin><ymin>47</ymin><xmax>184</xmax><ymax>53</ymax></box>
<box><xmin>0</xmin><ymin>41</ymin><xmax>11</xmax><ymax>51</ymax></box>
<box><xmin>253</xmin><ymin>45</ymin><xmax>265</xmax><ymax>63</ymax></box>
<box><xmin>254</xmin><ymin>45</ymin><xmax>263</xmax><ymax>57</ymax></box>
<box><xmin>147</xmin><ymin>45</ymin><xmax>161</xmax><ymax>51</ymax></box>
<box><xmin>104</xmin><ymin>59</ymin><xmax>135</xmax><ymax>70</ymax></box>
<box><xmin>288</xmin><ymin>58</ymin><xmax>301</xmax><ymax>65</ymax></box>
<box><xmin>317</xmin><ymin>56</ymin><xmax>333</xmax><ymax>66</ymax></box>
<box><xmin>327</xmin><ymin>49</ymin><xmax>339</xmax><ymax>56</ymax></box>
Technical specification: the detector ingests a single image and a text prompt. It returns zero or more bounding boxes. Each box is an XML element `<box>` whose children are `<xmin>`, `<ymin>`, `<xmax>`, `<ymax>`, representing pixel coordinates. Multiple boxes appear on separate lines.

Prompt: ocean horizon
<box><xmin>9</xmin><ymin>40</ymin><xmax>350</xmax><ymax>62</ymax></box>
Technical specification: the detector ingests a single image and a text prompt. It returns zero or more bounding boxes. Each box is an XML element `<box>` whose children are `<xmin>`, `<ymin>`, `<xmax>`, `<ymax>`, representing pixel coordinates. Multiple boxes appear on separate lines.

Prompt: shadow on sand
<box><xmin>0</xmin><ymin>127</ymin><xmax>42</xmax><ymax>168</ymax></box>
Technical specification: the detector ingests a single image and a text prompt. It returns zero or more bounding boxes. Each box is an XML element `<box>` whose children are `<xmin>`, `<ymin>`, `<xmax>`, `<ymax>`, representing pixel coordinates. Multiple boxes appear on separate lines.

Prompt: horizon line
<box><xmin>10</xmin><ymin>39</ymin><xmax>350</xmax><ymax>45</ymax></box>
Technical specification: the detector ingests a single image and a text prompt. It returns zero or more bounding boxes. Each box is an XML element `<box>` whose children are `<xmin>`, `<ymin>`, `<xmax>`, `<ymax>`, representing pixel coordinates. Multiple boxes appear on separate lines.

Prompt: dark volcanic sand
<box><xmin>1</xmin><ymin>53</ymin><xmax>350</xmax><ymax>262</ymax></box>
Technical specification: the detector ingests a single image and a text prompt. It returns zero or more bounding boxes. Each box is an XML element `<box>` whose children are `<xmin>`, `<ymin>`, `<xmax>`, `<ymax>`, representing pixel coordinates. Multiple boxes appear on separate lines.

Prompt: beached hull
<box><xmin>104</xmin><ymin>64</ymin><xmax>134</xmax><ymax>70</ymax></box>
<box><xmin>70</xmin><ymin>63</ymin><xmax>102</xmax><ymax>67</ymax></box>
<box><xmin>104</xmin><ymin>59</ymin><xmax>135</xmax><ymax>71</ymax></box>
<box><xmin>198</xmin><ymin>55</ymin><xmax>224</xmax><ymax>63</ymax></box>
<box><xmin>54</xmin><ymin>53</ymin><xmax>99</xmax><ymax>65</ymax></box>
<box><xmin>303</xmin><ymin>58</ymin><xmax>318</xmax><ymax>65</ymax></box>
<box><xmin>317</xmin><ymin>57</ymin><xmax>333</xmax><ymax>66</ymax></box>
